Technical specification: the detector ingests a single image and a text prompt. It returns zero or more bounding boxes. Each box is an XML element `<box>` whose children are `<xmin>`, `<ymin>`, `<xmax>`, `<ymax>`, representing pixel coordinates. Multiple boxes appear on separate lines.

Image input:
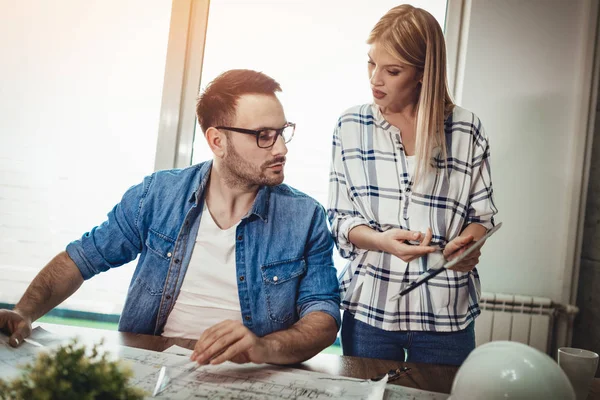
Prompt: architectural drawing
<box><xmin>1</xmin><ymin>329</ymin><xmax>449</xmax><ymax>400</ymax></box>
<box><xmin>117</xmin><ymin>345</ymin><xmax>386</xmax><ymax>399</ymax></box>
<box><xmin>0</xmin><ymin>327</ymin><xmax>63</xmax><ymax>380</ymax></box>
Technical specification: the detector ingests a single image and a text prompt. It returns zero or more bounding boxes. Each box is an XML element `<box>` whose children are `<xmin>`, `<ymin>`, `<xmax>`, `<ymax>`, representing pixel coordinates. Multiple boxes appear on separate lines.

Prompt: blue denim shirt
<box><xmin>66</xmin><ymin>161</ymin><xmax>340</xmax><ymax>337</ymax></box>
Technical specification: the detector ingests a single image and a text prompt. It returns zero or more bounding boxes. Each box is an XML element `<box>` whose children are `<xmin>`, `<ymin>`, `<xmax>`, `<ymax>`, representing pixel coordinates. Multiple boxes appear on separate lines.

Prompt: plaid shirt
<box><xmin>328</xmin><ymin>104</ymin><xmax>497</xmax><ymax>332</ymax></box>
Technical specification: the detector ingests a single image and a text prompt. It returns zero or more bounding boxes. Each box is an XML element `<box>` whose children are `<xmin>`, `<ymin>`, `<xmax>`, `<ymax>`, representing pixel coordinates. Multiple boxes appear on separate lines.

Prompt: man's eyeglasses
<box><xmin>215</xmin><ymin>122</ymin><xmax>295</xmax><ymax>149</ymax></box>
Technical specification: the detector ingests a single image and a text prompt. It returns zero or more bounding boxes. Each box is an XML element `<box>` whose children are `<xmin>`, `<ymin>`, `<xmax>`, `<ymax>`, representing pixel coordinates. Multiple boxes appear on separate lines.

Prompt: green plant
<box><xmin>0</xmin><ymin>340</ymin><xmax>146</xmax><ymax>400</ymax></box>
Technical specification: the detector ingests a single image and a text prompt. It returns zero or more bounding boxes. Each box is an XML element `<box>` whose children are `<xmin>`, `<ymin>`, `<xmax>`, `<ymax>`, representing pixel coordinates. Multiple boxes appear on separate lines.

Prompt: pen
<box><xmin>153</xmin><ymin>358</ymin><xmax>199</xmax><ymax>397</ymax></box>
<box><xmin>23</xmin><ymin>338</ymin><xmax>45</xmax><ymax>348</ymax></box>
<box><xmin>389</xmin><ymin>223</ymin><xmax>503</xmax><ymax>302</ymax></box>
<box><xmin>372</xmin><ymin>366</ymin><xmax>411</xmax><ymax>382</ymax></box>
<box><xmin>389</xmin><ymin>266</ymin><xmax>446</xmax><ymax>301</ymax></box>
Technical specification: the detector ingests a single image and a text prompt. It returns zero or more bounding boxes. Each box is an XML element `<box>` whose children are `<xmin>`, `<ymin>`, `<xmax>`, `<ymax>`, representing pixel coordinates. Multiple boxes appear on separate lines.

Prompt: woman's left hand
<box><xmin>443</xmin><ymin>235</ymin><xmax>481</xmax><ymax>272</ymax></box>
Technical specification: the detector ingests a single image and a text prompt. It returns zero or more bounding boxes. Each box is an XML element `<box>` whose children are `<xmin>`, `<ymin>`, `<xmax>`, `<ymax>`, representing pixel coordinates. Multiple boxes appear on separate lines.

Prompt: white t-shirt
<box><xmin>162</xmin><ymin>204</ymin><xmax>242</xmax><ymax>338</ymax></box>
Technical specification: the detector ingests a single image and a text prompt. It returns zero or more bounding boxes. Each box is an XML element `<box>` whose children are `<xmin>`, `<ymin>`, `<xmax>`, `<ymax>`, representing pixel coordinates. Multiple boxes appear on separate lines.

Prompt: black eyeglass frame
<box><xmin>215</xmin><ymin>122</ymin><xmax>296</xmax><ymax>148</ymax></box>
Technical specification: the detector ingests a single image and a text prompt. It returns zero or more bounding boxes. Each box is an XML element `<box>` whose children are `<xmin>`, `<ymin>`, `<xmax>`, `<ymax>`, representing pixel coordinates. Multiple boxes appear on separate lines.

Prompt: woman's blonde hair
<box><xmin>368</xmin><ymin>4</ymin><xmax>454</xmax><ymax>182</ymax></box>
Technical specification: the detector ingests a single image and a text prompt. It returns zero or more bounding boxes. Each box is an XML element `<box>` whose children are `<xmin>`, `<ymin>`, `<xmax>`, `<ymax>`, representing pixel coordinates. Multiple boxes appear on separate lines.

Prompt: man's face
<box><xmin>222</xmin><ymin>94</ymin><xmax>288</xmax><ymax>187</ymax></box>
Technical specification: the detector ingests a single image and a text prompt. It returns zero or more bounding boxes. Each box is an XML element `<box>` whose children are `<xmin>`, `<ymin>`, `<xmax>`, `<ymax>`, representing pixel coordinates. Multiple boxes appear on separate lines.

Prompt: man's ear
<box><xmin>205</xmin><ymin>127</ymin><xmax>226</xmax><ymax>158</ymax></box>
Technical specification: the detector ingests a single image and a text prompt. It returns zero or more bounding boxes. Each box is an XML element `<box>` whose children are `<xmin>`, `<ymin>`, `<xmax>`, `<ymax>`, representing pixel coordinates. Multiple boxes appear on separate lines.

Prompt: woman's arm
<box><xmin>327</xmin><ymin>121</ymin><xmax>370</xmax><ymax>260</ymax></box>
<box><xmin>444</xmin><ymin>223</ymin><xmax>488</xmax><ymax>272</ymax></box>
<box><xmin>446</xmin><ymin>117</ymin><xmax>498</xmax><ymax>272</ymax></box>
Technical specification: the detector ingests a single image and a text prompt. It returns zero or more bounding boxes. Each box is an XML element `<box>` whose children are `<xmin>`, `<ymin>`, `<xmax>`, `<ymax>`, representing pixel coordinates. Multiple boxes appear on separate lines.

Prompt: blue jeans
<box><xmin>341</xmin><ymin>312</ymin><xmax>475</xmax><ymax>366</ymax></box>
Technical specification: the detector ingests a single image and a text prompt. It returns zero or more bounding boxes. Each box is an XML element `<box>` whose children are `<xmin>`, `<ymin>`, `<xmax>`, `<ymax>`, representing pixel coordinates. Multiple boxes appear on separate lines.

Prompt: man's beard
<box><xmin>222</xmin><ymin>141</ymin><xmax>285</xmax><ymax>188</ymax></box>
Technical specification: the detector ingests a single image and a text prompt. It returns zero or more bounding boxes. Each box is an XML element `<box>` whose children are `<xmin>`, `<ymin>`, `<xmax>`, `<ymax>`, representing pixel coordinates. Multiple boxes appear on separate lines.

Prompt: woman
<box><xmin>328</xmin><ymin>5</ymin><xmax>498</xmax><ymax>366</ymax></box>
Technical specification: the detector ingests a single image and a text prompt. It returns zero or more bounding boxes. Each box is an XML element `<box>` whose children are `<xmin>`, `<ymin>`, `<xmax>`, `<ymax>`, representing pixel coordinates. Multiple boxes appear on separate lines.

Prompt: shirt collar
<box><xmin>188</xmin><ymin>160</ymin><xmax>270</xmax><ymax>222</ymax></box>
<box><xmin>246</xmin><ymin>185</ymin><xmax>270</xmax><ymax>222</ymax></box>
<box><xmin>188</xmin><ymin>160</ymin><xmax>213</xmax><ymax>204</ymax></box>
<box><xmin>371</xmin><ymin>103</ymin><xmax>395</xmax><ymax>131</ymax></box>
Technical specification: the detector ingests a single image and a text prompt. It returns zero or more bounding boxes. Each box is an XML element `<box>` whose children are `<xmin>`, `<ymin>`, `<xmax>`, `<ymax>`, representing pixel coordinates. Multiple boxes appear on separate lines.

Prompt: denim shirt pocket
<box><xmin>261</xmin><ymin>257</ymin><xmax>307</xmax><ymax>324</ymax></box>
<box><xmin>138</xmin><ymin>229</ymin><xmax>175</xmax><ymax>296</ymax></box>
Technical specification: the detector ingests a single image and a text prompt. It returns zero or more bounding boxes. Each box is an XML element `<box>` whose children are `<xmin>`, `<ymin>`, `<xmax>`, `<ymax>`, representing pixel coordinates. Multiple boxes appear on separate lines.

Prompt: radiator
<box><xmin>476</xmin><ymin>292</ymin><xmax>579</xmax><ymax>355</ymax></box>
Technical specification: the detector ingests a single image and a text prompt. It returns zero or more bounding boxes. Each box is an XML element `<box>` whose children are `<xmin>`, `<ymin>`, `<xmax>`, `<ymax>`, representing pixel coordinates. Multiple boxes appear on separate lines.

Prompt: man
<box><xmin>0</xmin><ymin>69</ymin><xmax>340</xmax><ymax>365</ymax></box>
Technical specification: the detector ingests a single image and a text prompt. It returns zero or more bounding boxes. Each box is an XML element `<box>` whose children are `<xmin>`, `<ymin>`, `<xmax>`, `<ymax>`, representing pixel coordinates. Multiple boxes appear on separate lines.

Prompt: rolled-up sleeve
<box><xmin>466</xmin><ymin>122</ymin><xmax>498</xmax><ymax>230</ymax></box>
<box><xmin>327</xmin><ymin>121</ymin><xmax>369</xmax><ymax>260</ymax></box>
<box><xmin>297</xmin><ymin>205</ymin><xmax>341</xmax><ymax>328</ymax></box>
<box><xmin>66</xmin><ymin>175</ymin><xmax>152</xmax><ymax>280</ymax></box>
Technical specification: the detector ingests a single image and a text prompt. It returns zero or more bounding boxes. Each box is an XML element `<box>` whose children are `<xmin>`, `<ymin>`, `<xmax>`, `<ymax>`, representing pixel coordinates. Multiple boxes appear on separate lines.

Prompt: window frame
<box><xmin>155</xmin><ymin>0</ymin><xmax>462</xmax><ymax>171</ymax></box>
<box><xmin>154</xmin><ymin>0</ymin><xmax>211</xmax><ymax>171</ymax></box>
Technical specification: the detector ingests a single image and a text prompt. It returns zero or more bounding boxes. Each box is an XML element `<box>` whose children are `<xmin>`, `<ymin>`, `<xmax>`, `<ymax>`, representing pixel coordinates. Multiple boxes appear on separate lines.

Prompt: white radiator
<box><xmin>476</xmin><ymin>292</ymin><xmax>579</xmax><ymax>355</ymax></box>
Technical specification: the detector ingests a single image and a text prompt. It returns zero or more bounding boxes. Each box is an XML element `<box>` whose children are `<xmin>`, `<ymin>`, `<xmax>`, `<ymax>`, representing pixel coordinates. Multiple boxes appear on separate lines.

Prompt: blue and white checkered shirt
<box><xmin>328</xmin><ymin>103</ymin><xmax>498</xmax><ymax>332</ymax></box>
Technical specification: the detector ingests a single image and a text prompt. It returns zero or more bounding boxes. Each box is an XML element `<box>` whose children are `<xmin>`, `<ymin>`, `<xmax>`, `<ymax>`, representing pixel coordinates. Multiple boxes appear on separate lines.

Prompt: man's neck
<box><xmin>204</xmin><ymin>165</ymin><xmax>259</xmax><ymax>230</ymax></box>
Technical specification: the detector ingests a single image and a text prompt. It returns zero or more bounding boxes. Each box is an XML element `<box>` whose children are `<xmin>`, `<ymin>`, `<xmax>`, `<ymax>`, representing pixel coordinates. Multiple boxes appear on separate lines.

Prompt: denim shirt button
<box><xmin>244</xmin><ymin>315</ymin><xmax>251</xmax><ymax>321</ymax></box>
<box><xmin>239</xmin><ymin>276</ymin><xmax>245</xmax><ymax>282</ymax></box>
<box><xmin>237</xmin><ymin>235</ymin><xmax>243</xmax><ymax>241</ymax></box>
<box><xmin>166</xmin><ymin>252</ymin><xmax>172</xmax><ymax>258</ymax></box>
<box><xmin>174</xmin><ymin>259</ymin><xmax>181</xmax><ymax>264</ymax></box>
<box><xmin>166</xmin><ymin>295</ymin><xmax>172</xmax><ymax>300</ymax></box>
<box><xmin>272</xmin><ymin>276</ymin><xmax>279</xmax><ymax>282</ymax></box>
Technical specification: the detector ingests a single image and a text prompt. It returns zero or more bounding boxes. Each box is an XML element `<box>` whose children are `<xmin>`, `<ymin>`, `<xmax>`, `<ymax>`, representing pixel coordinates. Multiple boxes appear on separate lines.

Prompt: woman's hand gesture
<box><xmin>378</xmin><ymin>228</ymin><xmax>436</xmax><ymax>262</ymax></box>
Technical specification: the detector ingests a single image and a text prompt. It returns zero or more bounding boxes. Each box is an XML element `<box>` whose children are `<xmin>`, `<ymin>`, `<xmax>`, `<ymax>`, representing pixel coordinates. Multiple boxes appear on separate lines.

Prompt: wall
<box><xmin>455</xmin><ymin>0</ymin><xmax>597</xmax><ymax>304</ymax></box>
<box><xmin>574</xmin><ymin>71</ymin><xmax>600</xmax><ymax>375</ymax></box>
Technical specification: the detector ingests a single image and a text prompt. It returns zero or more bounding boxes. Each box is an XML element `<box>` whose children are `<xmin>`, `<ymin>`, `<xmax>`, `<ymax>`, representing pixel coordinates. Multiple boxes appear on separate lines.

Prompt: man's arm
<box><xmin>0</xmin><ymin>251</ymin><xmax>83</xmax><ymax>346</ymax></box>
<box><xmin>191</xmin><ymin>311</ymin><xmax>338</xmax><ymax>365</ymax></box>
<box><xmin>192</xmin><ymin>204</ymin><xmax>340</xmax><ymax>365</ymax></box>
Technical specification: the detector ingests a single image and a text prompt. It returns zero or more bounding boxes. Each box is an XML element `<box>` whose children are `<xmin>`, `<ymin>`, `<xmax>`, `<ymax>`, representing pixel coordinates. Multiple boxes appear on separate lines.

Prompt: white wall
<box><xmin>455</xmin><ymin>0</ymin><xmax>598</xmax><ymax>304</ymax></box>
<box><xmin>0</xmin><ymin>0</ymin><xmax>172</xmax><ymax>313</ymax></box>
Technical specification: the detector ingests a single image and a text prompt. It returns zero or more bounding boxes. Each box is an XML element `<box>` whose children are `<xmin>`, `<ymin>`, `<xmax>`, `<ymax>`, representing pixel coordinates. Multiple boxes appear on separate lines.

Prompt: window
<box><xmin>0</xmin><ymin>1</ymin><xmax>172</xmax><ymax>314</ymax></box>
<box><xmin>0</xmin><ymin>0</ymin><xmax>448</xmax><ymax>315</ymax></box>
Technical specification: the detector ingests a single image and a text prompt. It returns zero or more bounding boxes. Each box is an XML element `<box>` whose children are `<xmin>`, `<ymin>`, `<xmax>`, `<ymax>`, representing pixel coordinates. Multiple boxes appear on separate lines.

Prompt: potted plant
<box><xmin>0</xmin><ymin>340</ymin><xmax>146</xmax><ymax>400</ymax></box>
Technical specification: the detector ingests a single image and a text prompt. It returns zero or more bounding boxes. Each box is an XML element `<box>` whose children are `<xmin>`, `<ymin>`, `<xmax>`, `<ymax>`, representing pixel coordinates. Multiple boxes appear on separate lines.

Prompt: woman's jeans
<box><xmin>341</xmin><ymin>312</ymin><xmax>476</xmax><ymax>366</ymax></box>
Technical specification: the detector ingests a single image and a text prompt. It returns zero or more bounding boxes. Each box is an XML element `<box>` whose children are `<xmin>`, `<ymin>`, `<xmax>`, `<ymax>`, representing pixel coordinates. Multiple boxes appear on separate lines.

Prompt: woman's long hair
<box><xmin>367</xmin><ymin>5</ymin><xmax>454</xmax><ymax>182</ymax></box>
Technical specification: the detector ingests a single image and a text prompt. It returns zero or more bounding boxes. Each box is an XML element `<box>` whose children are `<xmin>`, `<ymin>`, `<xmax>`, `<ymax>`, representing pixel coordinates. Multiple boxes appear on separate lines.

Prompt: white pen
<box><xmin>23</xmin><ymin>338</ymin><xmax>45</xmax><ymax>348</ymax></box>
<box><xmin>0</xmin><ymin>337</ymin><xmax>44</xmax><ymax>348</ymax></box>
<box><xmin>153</xmin><ymin>358</ymin><xmax>199</xmax><ymax>397</ymax></box>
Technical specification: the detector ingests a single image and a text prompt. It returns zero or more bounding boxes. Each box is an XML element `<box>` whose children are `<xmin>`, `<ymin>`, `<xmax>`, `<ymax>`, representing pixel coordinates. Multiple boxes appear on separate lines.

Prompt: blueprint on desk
<box><xmin>1</xmin><ymin>329</ymin><xmax>448</xmax><ymax>399</ymax></box>
<box><xmin>117</xmin><ymin>345</ymin><xmax>387</xmax><ymax>399</ymax></box>
<box><xmin>160</xmin><ymin>345</ymin><xmax>449</xmax><ymax>400</ymax></box>
<box><xmin>0</xmin><ymin>326</ymin><xmax>66</xmax><ymax>380</ymax></box>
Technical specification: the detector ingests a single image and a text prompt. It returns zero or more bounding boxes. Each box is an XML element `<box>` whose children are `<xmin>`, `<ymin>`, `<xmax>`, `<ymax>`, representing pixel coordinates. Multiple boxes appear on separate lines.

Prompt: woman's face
<box><xmin>368</xmin><ymin>42</ymin><xmax>422</xmax><ymax>112</ymax></box>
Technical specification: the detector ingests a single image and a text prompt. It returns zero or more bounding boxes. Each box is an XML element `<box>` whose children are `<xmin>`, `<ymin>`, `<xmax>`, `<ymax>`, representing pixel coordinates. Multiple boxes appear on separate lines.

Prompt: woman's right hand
<box><xmin>377</xmin><ymin>228</ymin><xmax>436</xmax><ymax>262</ymax></box>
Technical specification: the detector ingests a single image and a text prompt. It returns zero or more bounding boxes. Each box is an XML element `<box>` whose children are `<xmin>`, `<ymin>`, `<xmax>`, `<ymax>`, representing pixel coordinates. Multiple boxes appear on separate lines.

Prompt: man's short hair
<box><xmin>196</xmin><ymin>69</ymin><xmax>282</xmax><ymax>134</ymax></box>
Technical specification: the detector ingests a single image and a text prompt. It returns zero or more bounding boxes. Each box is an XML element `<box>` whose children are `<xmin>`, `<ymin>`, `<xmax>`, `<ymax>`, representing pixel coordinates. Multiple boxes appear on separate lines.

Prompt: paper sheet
<box><xmin>1</xmin><ymin>330</ymin><xmax>449</xmax><ymax>399</ymax></box>
<box><xmin>0</xmin><ymin>327</ymin><xmax>65</xmax><ymax>380</ymax></box>
<box><xmin>158</xmin><ymin>345</ymin><xmax>449</xmax><ymax>399</ymax></box>
<box><xmin>118</xmin><ymin>345</ymin><xmax>387</xmax><ymax>399</ymax></box>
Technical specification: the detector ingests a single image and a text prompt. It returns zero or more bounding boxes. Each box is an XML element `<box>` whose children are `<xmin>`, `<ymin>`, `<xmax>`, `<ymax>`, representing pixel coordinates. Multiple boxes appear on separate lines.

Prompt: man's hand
<box><xmin>191</xmin><ymin>320</ymin><xmax>270</xmax><ymax>365</ymax></box>
<box><xmin>444</xmin><ymin>234</ymin><xmax>481</xmax><ymax>272</ymax></box>
<box><xmin>378</xmin><ymin>228</ymin><xmax>436</xmax><ymax>262</ymax></box>
<box><xmin>0</xmin><ymin>309</ymin><xmax>32</xmax><ymax>347</ymax></box>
